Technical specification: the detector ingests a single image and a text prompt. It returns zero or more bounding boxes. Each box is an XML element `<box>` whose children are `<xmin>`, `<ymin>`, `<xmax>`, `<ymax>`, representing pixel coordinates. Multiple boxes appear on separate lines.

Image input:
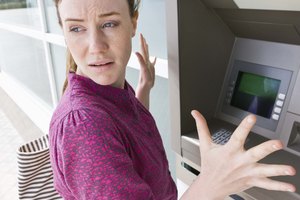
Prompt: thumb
<box><xmin>191</xmin><ymin>110</ymin><xmax>212</xmax><ymax>151</ymax></box>
<box><xmin>152</xmin><ymin>57</ymin><xmax>157</xmax><ymax>66</ymax></box>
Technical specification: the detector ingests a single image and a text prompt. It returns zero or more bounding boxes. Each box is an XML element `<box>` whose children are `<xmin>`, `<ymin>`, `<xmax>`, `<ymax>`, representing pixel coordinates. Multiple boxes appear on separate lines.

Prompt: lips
<box><xmin>88</xmin><ymin>60</ymin><xmax>114</xmax><ymax>67</ymax></box>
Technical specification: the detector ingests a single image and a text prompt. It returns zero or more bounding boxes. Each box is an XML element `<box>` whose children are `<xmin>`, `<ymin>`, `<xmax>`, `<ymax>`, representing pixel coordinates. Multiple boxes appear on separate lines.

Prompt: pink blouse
<box><xmin>49</xmin><ymin>73</ymin><xmax>177</xmax><ymax>199</ymax></box>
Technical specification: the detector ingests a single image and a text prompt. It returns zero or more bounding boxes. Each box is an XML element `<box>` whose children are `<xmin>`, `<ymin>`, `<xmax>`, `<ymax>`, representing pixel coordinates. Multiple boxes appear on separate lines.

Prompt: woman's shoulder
<box><xmin>49</xmin><ymin>92</ymin><xmax>113</xmax><ymax>133</ymax></box>
<box><xmin>49</xmin><ymin>105</ymin><xmax>123</xmax><ymax>152</ymax></box>
<box><xmin>51</xmin><ymin>83</ymin><xmax>102</xmax><ymax>120</ymax></box>
<box><xmin>51</xmin><ymin>103</ymin><xmax>111</xmax><ymax>127</ymax></box>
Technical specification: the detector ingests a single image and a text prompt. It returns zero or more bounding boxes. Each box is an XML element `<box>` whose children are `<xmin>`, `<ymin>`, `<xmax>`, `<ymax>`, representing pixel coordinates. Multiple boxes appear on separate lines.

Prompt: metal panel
<box><xmin>215</xmin><ymin>9</ymin><xmax>300</xmax><ymax>45</ymax></box>
<box><xmin>178</xmin><ymin>0</ymin><xmax>235</xmax><ymax>133</ymax></box>
<box><xmin>166</xmin><ymin>0</ymin><xmax>181</xmax><ymax>155</ymax></box>
<box><xmin>289</xmin><ymin>70</ymin><xmax>300</xmax><ymax>114</ymax></box>
<box><xmin>225</xmin><ymin>20</ymin><xmax>300</xmax><ymax>45</ymax></box>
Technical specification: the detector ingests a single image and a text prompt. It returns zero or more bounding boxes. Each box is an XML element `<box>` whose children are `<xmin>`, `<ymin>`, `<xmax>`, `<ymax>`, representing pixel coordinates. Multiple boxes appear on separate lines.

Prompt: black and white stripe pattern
<box><xmin>17</xmin><ymin>134</ymin><xmax>62</xmax><ymax>200</ymax></box>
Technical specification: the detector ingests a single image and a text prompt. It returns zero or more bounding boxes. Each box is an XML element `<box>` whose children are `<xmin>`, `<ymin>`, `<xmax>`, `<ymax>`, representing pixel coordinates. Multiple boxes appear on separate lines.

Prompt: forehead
<box><xmin>59</xmin><ymin>0</ymin><xmax>130</xmax><ymax>19</ymax></box>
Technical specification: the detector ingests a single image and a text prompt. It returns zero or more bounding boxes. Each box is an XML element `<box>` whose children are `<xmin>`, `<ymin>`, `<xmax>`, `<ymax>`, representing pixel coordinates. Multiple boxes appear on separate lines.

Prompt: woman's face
<box><xmin>59</xmin><ymin>0</ymin><xmax>137</xmax><ymax>88</ymax></box>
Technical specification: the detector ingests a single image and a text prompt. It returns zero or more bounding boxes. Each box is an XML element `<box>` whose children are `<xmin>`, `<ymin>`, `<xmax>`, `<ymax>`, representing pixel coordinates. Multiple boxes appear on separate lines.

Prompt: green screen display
<box><xmin>238</xmin><ymin>72</ymin><xmax>280</xmax><ymax>99</ymax></box>
<box><xmin>231</xmin><ymin>72</ymin><xmax>281</xmax><ymax>118</ymax></box>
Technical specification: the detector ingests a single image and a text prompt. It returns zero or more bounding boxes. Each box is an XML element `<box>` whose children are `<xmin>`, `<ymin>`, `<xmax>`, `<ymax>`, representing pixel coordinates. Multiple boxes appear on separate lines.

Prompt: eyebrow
<box><xmin>99</xmin><ymin>11</ymin><xmax>121</xmax><ymax>18</ymax></box>
<box><xmin>65</xmin><ymin>18</ymin><xmax>84</xmax><ymax>22</ymax></box>
<box><xmin>64</xmin><ymin>11</ymin><xmax>121</xmax><ymax>22</ymax></box>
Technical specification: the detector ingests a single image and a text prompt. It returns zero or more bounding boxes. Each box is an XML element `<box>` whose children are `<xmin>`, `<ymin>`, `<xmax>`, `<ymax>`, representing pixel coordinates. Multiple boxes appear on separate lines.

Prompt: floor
<box><xmin>0</xmin><ymin>86</ymin><xmax>43</xmax><ymax>199</ymax></box>
<box><xmin>0</xmin><ymin>109</ymin><xmax>21</xmax><ymax>199</ymax></box>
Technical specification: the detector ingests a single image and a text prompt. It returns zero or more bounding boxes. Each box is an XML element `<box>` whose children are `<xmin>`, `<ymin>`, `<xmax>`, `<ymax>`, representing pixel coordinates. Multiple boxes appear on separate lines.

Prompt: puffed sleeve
<box><xmin>50</xmin><ymin>108</ymin><xmax>155</xmax><ymax>200</ymax></box>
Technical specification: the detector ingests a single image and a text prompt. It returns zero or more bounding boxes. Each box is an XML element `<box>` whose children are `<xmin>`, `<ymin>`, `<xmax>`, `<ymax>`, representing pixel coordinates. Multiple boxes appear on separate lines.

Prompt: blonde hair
<box><xmin>54</xmin><ymin>0</ymin><xmax>140</xmax><ymax>94</ymax></box>
<box><xmin>62</xmin><ymin>48</ymin><xmax>77</xmax><ymax>93</ymax></box>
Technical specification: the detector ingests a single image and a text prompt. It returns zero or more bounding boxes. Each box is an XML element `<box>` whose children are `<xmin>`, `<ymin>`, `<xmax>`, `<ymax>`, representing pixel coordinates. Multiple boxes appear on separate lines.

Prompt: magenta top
<box><xmin>49</xmin><ymin>73</ymin><xmax>177</xmax><ymax>200</ymax></box>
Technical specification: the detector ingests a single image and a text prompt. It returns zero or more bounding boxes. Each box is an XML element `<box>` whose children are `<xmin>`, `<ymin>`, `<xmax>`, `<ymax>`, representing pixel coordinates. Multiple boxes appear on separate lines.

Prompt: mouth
<box><xmin>88</xmin><ymin>60</ymin><xmax>114</xmax><ymax>67</ymax></box>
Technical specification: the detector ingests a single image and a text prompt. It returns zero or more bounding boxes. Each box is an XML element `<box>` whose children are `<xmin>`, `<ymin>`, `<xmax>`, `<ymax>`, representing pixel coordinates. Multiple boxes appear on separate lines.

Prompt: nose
<box><xmin>88</xmin><ymin>29</ymin><xmax>109</xmax><ymax>54</ymax></box>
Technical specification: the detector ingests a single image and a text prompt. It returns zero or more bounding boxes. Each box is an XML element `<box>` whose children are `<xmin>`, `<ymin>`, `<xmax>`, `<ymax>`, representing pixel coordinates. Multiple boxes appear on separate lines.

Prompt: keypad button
<box><xmin>278</xmin><ymin>93</ymin><xmax>286</xmax><ymax>100</ymax></box>
<box><xmin>212</xmin><ymin>129</ymin><xmax>232</xmax><ymax>145</ymax></box>
<box><xmin>276</xmin><ymin>100</ymin><xmax>284</xmax><ymax>107</ymax></box>
<box><xmin>272</xmin><ymin>114</ymin><xmax>279</xmax><ymax>120</ymax></box>
<box><xmin>274</xmin><ymin>107</ymin><xmax>282</xmax><ymax>114</ymax></box>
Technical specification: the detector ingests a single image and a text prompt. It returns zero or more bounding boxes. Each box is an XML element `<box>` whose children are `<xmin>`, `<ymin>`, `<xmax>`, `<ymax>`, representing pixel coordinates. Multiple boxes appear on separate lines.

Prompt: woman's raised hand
<box><xmin>135</xmin><ymin>33</ymin><xmax>157</xmax><ymax>109</ymax></box>
<box><xmin>181</xmin><ymin>110</ymin><xmax>296</xmax><ymax>200</ymax></box>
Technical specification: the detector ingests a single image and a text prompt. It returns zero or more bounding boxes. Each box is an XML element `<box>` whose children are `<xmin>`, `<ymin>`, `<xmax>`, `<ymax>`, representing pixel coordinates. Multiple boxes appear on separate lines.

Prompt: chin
<box><xmin>92</xmin><ymin>77</ymin><xmax>123</xmax><ymax>88</ymax></box>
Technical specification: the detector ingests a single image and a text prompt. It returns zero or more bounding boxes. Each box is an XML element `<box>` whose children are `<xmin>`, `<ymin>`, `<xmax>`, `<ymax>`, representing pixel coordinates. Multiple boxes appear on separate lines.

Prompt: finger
<box><xmin>142</xmin><ymin>34</ymin><xmax>149</xmax><ymax>59</ymax></box>
<box><xmin>135</xmin><ymin>52</ymin><xmax>147</xmax><ymax>70</ymax></box>
<box><xmin>246</xmin><ymin>140</ymin><xmax>283</xmax><ymax>162</ymax></box>
<box><xmin>141</xmin><ymin>34</ymin><xmax>149</xmax><ymax>59</ymax></box>
<box><xmin>153</xmin><ymin>65</ymin><xmax>155</xmax><ymax>83</ymax></box>
<box><xmin>151</xmin><ymin>57</ymin><xmax>157</xmax><ymax>67</ymax></box>
<box><xmin>226</xmin><ymin>114</ymin><xmax>256</xmax><ymax>150</ymax></box>
<box><xmin>251</xmin><ymin>163</ymin><xmax>296</xmax><ymax>178</ymax></box>
<box><xmin>151</xmin><ymin>57</ymin><xmax>157</xmax><ymax>78</ymax></box>
<box><xmin>191</xmin><ymin>110</ymin><xmax>212</xmax><ymax>151</ymax></box>
<box><xmin>140</xmin><ymin>33</ymin><xmax>147</xmax><ymax>60</ymax></box>
<box><xmin>249</xmin><ymin>177</ymin><xmax>296</xmax><ymax>192</ymax></box>
<box><xmin>145</xmin><ymin>41</ymin><xmax>149</xmax><ymax>58</ymax></box>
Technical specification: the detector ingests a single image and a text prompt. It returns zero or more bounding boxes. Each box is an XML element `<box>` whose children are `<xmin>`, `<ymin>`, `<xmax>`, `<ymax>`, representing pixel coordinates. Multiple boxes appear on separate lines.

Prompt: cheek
<box><xmin>64</xmin><ymin>35</ymin><xmax>87</xmax><ymax>61</ymax></box>
<box><xmin>66</xmin><ymin>41</ymin><xmax>87</xmax><ymax>69</ymax></box>
<box><xmin>112</xmin><ymin>29</ymin><xmax>132</xmax><ymax>55</ymax></box>
<box><xmin>113</xmin><ymin>37</ymin><xmax>132</xmax><ymax>65</ymax></box>
<box><xmin>65</xmin><ymin>35</ymin><xmax>85</xmax><ymax>48</ymax></box>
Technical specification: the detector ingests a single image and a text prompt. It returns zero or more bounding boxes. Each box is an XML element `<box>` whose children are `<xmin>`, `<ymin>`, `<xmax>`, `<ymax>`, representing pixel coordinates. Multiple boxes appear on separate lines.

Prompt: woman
<box><xmin>49</xmin><ymin>0</ymin><xmax>296</xmax><ymax>199</ymax></box>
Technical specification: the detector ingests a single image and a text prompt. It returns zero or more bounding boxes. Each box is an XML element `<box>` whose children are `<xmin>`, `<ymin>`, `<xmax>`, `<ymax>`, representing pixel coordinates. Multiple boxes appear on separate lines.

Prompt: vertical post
<box><xmin>37</xmin><ymin>0</ymin><xmax>58</xmax><ymax>107</ymax></box>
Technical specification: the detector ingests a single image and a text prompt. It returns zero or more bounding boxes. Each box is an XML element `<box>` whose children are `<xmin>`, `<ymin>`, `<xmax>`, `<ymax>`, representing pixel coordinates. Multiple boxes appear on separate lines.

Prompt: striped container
<box><xmin>17</xmin><ymin>134</ymin><xmax>62</xmax><ymax>200</ymax></box>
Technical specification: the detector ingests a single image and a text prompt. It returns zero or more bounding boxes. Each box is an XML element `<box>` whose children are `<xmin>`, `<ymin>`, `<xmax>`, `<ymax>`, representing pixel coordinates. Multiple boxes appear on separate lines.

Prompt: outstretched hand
<box><xmin>181</xmin><ymin>110</ymin><xmax>296</xmax><ymax>200</ymax></box>
<box><xmin>135</xmin><ymin>33</ymin><xmax>157</xmax><ymax>109</ymax></box>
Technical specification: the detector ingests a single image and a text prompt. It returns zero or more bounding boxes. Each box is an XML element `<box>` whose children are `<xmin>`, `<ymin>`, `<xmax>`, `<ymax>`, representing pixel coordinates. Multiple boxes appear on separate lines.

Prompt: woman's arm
<box><xmin>181</xmin><ymin>110</ymin><xmax>296</xmax><ymax>200</ymax></box>
<box><xmin>135</xmin><ymin>33</ymin><xmax>156</xmax><ymax>110</ymax></box>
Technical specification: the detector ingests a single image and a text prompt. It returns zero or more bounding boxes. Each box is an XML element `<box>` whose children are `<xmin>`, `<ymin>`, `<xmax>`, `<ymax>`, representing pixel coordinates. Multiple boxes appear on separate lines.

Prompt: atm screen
<box><xmin>230</xmin><ymin>71</ymin><xmax>281</xmax><ymax>119</ymax></box>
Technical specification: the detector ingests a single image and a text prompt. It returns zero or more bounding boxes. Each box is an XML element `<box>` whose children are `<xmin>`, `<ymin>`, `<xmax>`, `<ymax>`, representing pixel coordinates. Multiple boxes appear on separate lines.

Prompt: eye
<box><xmin>102</xmin><ymin>22</ymin><xmax>118</xmax><ymax>29</ymax></box>
<box><xmin>69</xmin><ymin>26</ymin><xmax>84</xmax><ymax>33</ymax></box>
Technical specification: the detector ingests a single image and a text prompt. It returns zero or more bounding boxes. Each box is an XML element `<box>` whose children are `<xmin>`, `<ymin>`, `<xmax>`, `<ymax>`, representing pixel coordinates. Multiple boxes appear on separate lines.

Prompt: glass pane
<box><xmin>0</xmin><ymin>0</ymin><xmax>42</xmax><ymax>30</ymax></box>
<box><xmin>50</xmin><ymin>44</ymin><xmax>66</xmax><ymax>98</ymax></box>
<box><xmin>132</xmin><ymin>0</ymin><xmax>167</xmax><ymax>59</ymax></box>
<box><xmin>44</xmin><ymin>0</ymin><xmax>62</xmax><ymax>34</ymax></box>
<box><xmin>0</xmin><ymin>30</ymin><xmax>53</xmax><ymax>106</ymax></box>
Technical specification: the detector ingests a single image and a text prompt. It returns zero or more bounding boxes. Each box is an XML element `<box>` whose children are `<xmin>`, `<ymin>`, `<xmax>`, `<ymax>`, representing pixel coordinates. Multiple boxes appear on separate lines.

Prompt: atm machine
<box><xmin>166</xmin><ymin>0</ymin><xmax>300</xmax><ymax>199</ymax></box>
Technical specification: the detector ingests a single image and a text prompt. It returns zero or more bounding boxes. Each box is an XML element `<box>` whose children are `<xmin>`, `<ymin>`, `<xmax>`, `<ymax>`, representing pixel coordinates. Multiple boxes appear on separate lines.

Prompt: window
<box><xmin>0</xmin><ymin>29</ymin><xmax>53</xmax><ymax>106</ymax></box>
<box><xmin>0</xmin><ymin>0</ymin><xmax>42</xmax><ymax>30</ymax></box>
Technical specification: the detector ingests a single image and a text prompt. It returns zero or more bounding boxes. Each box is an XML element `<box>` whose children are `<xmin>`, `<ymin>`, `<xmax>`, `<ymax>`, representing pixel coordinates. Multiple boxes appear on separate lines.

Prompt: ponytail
<box><xmin>62</xmin><ymin>48</ymin><xmax>77</xmax><ymax>94</ymax></box>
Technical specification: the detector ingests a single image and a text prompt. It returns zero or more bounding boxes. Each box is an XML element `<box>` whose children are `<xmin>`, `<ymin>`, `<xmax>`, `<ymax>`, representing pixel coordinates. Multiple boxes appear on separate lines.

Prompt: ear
<box><xmin>131</xmin><ymin>11</ymin><xmax>139</xmax><ymax>37</ymax></box>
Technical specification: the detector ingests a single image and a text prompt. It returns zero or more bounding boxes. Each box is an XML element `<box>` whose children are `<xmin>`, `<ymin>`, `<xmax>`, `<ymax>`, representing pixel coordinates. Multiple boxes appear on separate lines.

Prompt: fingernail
<box><xmin>191</xmin><ymin>110</ymin><xmax>196</xmax><ymax>117</ymax></box>
<box><xmin>285</xmin><ymin>170</ymin><xmax>291</xmax><ymax>175</ymax></box>
<box><xmin>247</xmin><ymin>116</ymin><xmax>254</xmax><ymax>124</ymax></box>
<box><xmin>272</xmin><ymin>144</ymin><xmax>280</xmax><ymax>150</ymax></box>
